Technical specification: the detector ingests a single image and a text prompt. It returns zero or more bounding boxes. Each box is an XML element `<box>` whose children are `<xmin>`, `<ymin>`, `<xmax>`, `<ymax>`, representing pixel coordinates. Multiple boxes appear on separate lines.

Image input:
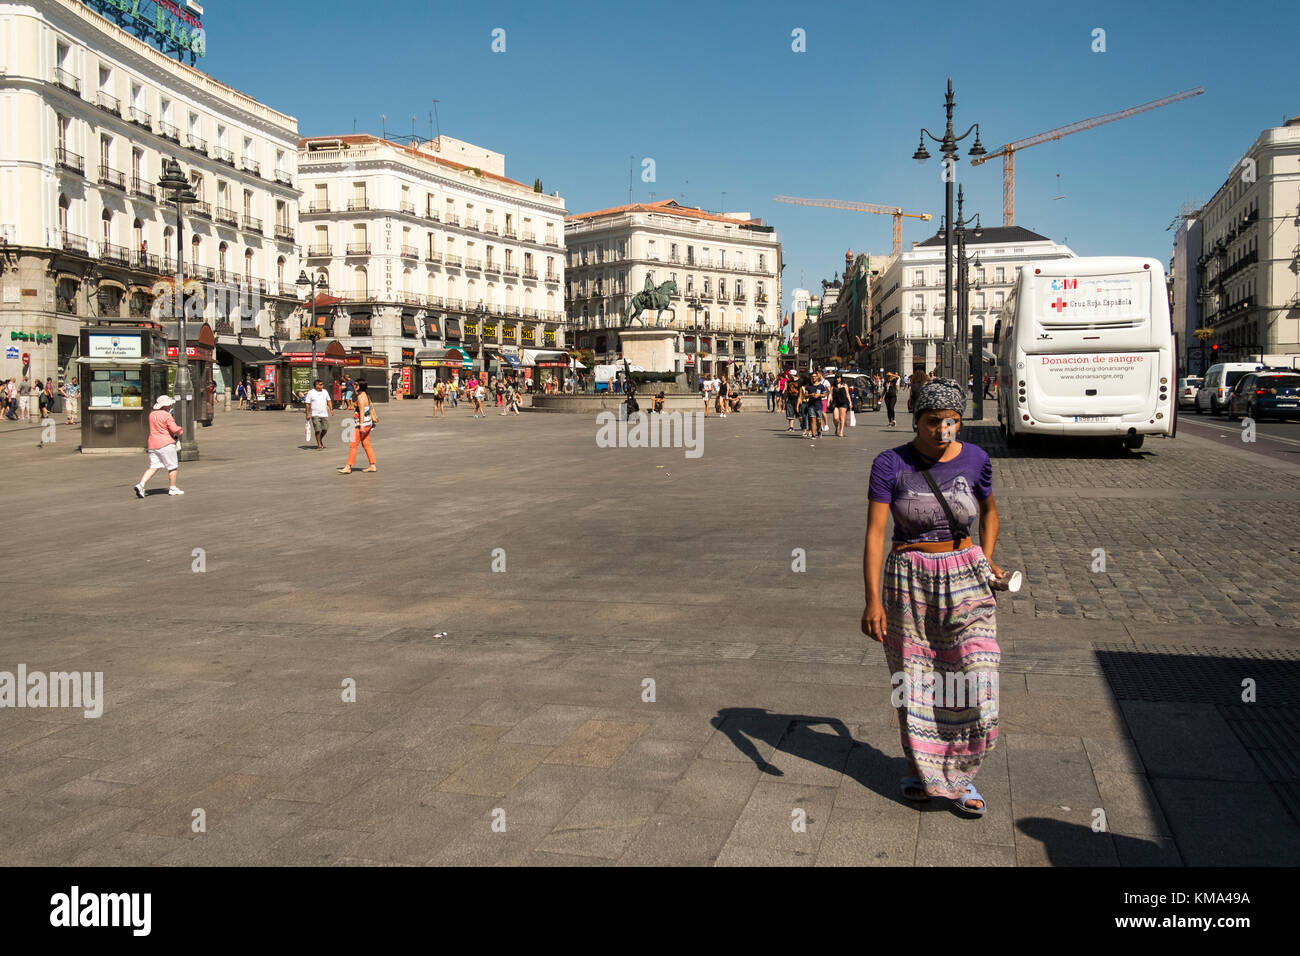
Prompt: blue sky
<box><xmin>196</xmin><ymin>0</ymin><xmax>1296</xmax><ymax>314</ymax></box>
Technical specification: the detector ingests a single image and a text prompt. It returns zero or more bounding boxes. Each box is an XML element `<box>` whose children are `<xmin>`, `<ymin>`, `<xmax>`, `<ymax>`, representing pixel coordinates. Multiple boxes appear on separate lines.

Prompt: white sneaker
<box><xmin>168</xmin><ymin>487</ymin><xmax>185</xmax><ymax>496</ymax></box>
<box><xmin>133</xmin><ymin>483</ymin><xmax>145</xmax><ymax>498</ymax></box>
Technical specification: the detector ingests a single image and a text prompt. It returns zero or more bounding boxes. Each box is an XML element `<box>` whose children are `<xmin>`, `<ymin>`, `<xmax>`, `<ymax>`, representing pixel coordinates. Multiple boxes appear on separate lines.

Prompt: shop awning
<box><xmin>501</xmin><ymin>353</ymin><xmax>522</xmax><ymax>368</ymax></box>
<box><xmin>415</xmin><ymin>348</ymin><xmax>472</xmax><ymax>368</ymax></box>
<box><xmin>444</xmin><ymin>317</ymin><xmax>462</xmax><ymax>340</ymax></box>
<box><xmin>524</xmin><ymin>349</ymin><xmax>570</xmax><ymax>368</ymax></box>
<box><xmin>218</xmin><ymin>343</ymin><xmax>278</xmax><ymax>366</ymax></box>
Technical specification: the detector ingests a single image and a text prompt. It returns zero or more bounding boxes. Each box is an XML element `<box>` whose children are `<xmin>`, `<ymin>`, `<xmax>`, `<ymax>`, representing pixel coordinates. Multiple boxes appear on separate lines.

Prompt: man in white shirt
<box><xmin>304</xmin><ymin>379</ymin><xmax>331</xmax><ymax>449</ymax></box>
<box><xmin>702</xmin><ymin>375</ymin><xmax>714</xmax><ymax>417</ymax></box>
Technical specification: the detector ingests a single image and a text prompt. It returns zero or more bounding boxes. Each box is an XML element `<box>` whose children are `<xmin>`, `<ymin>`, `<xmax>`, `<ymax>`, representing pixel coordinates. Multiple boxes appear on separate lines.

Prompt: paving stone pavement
<box><xmin>0</xmin><ymin>398</ymin><xmax>1296</xmax><ymax>866</ymax></box>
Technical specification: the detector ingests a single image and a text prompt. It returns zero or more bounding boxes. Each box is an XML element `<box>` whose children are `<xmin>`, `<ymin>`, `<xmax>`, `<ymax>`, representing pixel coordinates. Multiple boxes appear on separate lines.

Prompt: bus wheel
<box><xmin>1124</xmin><ymin>434</ymin><xmax>1145</xmax><ymax>450</ymax></box>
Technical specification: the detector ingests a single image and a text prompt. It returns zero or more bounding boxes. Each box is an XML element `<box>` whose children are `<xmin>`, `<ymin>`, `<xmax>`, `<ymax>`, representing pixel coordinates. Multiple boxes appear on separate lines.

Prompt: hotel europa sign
<box><xmin>83</xmin><ymin>0</ymin><xmax>207</xmax><ymax>62</ymax></box>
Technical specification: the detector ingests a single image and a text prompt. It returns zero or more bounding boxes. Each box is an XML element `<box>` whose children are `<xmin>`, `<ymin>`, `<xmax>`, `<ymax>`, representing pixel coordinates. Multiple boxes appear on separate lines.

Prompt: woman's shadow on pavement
<box><xmin>712</xmin><ymin>706</ymin><xmax>928</xmax><ymax>808</ymax></box>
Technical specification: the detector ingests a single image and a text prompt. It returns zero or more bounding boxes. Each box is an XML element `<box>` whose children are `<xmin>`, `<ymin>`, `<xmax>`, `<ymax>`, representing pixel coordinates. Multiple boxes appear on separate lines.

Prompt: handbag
<box><xmin>916</xmin><ymin>455</ymin><xmax>968</xmax><ymax>547</ymax></box>
<box><xmin>304</xmin><ymin>420</ymin><xmax>312</xmax><ymax>443</ymax></box>
<box><xmin>848</xmin><ymin>410</ymin><xmax>856</xmax><ymax>427</ymax></box>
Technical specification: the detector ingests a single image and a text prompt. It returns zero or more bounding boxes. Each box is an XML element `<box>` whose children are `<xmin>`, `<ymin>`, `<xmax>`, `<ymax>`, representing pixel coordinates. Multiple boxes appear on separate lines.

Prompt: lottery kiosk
<box><xmin>77</xmin><ymin>320</ymin><xmax>171</xmax><ymax>454</ymax></box>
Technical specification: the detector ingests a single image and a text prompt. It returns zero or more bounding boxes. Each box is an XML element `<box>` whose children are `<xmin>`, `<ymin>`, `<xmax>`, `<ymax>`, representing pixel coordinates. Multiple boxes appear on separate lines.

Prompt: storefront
<box><xmin>399</xmin><ymin>346</ymin><xmax>418</xmax><ymax>398</ymax></box>
<box><xmin>415</xmin><ymin>347</ymin><xmax>473</xmax><ymax>392</ymax></box>
<box><xmin>343</xmin><ymin>352</ymin><xmax>391</xmax><ymax>403</ymax></box>
<box><xmin>277</xmin><ymin>339</ymin><xmax>347</xmax><ymax>405</ymax></box>
<box><xmin>163</xmin><ymin>321</ymin><xmax>215</xmax><ymax>426</ymax></box>
<box><xmin>217</xmin><ymin>342</ymin><xmax>279</xmax><ymax>404</ymax></box>
<box><xmin>525</xmin><ymin>350</ymin><xmax>571</xmax><ymax>392</ymax></box>
<box><xmin>77</xmin><ymin>321</ymin><xmax>171</xmax><ymax>454</ymax></box>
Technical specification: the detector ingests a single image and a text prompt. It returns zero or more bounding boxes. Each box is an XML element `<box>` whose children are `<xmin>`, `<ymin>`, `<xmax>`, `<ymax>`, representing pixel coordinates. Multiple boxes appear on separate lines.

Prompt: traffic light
<box><xmin>1211</xmin><ymin>344</ymin><xmax>1219</xmax><ymax>355</ymax></box>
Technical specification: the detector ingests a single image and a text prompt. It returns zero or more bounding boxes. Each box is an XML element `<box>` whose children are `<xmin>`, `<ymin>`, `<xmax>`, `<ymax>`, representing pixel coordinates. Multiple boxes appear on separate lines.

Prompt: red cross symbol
<box><xmin>1051</xmin><ymin>298</ymin><xmax>1068</xmax><ymax>312</ymax></box>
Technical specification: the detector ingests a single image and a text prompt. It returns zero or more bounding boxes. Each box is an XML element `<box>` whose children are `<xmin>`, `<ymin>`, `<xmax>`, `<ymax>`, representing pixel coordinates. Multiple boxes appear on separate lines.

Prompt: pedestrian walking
<box><xmin>133</xmin><ymin>395</ymin><xmax>185</xmax><ymax>497</ymax></box>
<box><xmin>907</xmin><ymin>368</ymin><xmax>929</xmax><ymax>414</ymax></box>
<box><xmin>38</xmin><ymin>378</ymin><xmax>53</xmax><ymax>421</ymax></box>
<box><xmin>861</xmin><ymin>377</ymin><xmax>1004</xmax><ymax>815</ymax></box>
<box><xmin>701</xmin><ymin>376</ymin><xmax>713</xmax><ymax>418</ymax></box>
<box><xmin>304</xmin><ymin>378</ymin><xmax>331</xmax><ymax>449</ymax></box>
<box><xmin>717</xmin><ymin>375</ymin><xmax>729</xmax><ymax>418</ymax></box>
<box><xmin>4</xmin><ymin>378</ymin><xmax>17</xmax><ymax>420</ymax></box>
<box><xmin>432</xmin><ymin>380</ymin><xmax>446</xmax><ymax>417</ymax></box>
<box><xmin>338</xmin><ymin>380</ymin><xmax>377</xmax><ymax>474</ymax></box>
<box><xmin>471</xmin><ymin>377</ymin><xmax>486</xmax><ymax>417</ymax></box>
<box><xmin>18</xmin><ymin>377</ymin><xmax>31</xmax><ymax>421</ymax></box>
<box><xmin>61</xmin><ymin>377</ymin><xmax>79</xmax><ymax>425</ymax></box>
<box><xmin>831</xmin><ymin>373</ymin><xmax>852</xmax><ymax>437</ymax></box>
<box><xmin>884</xmin><ymin>372</ymin><xmax>899</xmax><ymax>427</ymax></box>
<box><xmin>783</xmin><ymin>373</ymin><xmax>800</xmax><ymax>431</ymax></box>
<box><xmin>342</xmin><ymin>375</ymin><xmax>355</xmax><ymax>411</ymax></box>
<box><xmin>982</xmin><ymin>374</ymin><xmax>993</xmax><ymax>399</ymax></box>
<box><xmin>809</xmin><ymin>371</ymin><xmax>829</xmax><ymax>435</ymax></box>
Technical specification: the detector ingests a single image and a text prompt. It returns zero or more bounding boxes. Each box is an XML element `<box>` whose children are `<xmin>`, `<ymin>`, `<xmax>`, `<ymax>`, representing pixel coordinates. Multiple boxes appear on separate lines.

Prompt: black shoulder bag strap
<box><xmin>917</xmin><ymin>454</ymin><xmax>967</xmax><ymax>549</ymax></box>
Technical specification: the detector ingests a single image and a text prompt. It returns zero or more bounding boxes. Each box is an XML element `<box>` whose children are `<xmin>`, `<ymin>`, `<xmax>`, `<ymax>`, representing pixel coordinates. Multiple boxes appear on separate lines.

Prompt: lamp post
<box><xmin>912</xmin><ymin>78</ymin><xmax>986</xmax><ymax>381</ymax></box>
<box><xmin>297</xmin><ymin>270</ymin><xmax>329</xmax><ymax>385</ymax></box>
<box><xmin>157</xmin><ymin>157</ymin><xmax>200</xmax><ymax>461</ymax></box>
<box><xmin>949</xmin><ymin>186</ymin><xmax>983</xmax><ymax>402</ymax></box>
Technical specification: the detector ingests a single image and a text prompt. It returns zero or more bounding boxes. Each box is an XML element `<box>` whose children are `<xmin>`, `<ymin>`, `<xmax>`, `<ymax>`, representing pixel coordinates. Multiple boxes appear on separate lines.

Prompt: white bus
<box><xmin>996</xmin><ymin>256</ymin><xmax>1176</xmax><ymax>450</ymax></box>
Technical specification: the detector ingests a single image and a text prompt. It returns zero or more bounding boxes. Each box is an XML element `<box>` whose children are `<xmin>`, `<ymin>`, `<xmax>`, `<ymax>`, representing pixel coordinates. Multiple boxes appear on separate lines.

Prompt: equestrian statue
<box><xmin>624</xmin><ymin>277</ymin><xmax>678</xmax><ymax>327</ymax></box>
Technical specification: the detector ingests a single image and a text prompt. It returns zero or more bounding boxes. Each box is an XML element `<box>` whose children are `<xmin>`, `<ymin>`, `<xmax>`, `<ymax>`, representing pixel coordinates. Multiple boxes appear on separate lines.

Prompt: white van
<box><xmin>1195</xmin><ymin>362</ymin><xmax>1265</xmax><ymax>415</ymax></box>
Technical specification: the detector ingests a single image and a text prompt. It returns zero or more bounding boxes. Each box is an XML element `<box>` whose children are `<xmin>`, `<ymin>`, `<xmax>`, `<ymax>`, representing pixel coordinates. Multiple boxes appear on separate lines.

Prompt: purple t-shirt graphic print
<box><xmin>868</xmin><ymin>442</ymin><xmax>993</xmax><ymax>544</ymax></box>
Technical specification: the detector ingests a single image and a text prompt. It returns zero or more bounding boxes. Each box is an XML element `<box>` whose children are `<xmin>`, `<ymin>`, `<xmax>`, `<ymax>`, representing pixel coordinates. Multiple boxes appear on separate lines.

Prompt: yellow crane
<box><xmin>771</xmin><ymin>196</ymin><xmax>932</xmax><ymax>256</ymax></box>
<box><xmin>970</xmin><ymin>87</ymin><xmax>1204</xmax><ymax>225</ymax></box>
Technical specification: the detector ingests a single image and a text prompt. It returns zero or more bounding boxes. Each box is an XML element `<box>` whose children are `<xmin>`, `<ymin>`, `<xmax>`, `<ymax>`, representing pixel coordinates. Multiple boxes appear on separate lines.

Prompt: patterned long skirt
<box><xmin>882</xmin><ymin>545</ymin><xmax>1000</xmax><ymax>799</ymax></box>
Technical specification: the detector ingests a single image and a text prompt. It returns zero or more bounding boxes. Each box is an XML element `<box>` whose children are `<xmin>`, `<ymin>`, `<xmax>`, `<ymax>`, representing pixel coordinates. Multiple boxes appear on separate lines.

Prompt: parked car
<box><xmin>1177</xmin><ymin>376</ymin><xmax>1202</xmax><ymax>409</ymax></box>
<box><xmin>1195</xmin><ymin>362</ymin><xmax>1265</xmax><ymax>415</ymax></box>
<box><xmin>1226</xmin><ymin>371</ymin><xmax>1300</xmax><ymax>422</ymax></box>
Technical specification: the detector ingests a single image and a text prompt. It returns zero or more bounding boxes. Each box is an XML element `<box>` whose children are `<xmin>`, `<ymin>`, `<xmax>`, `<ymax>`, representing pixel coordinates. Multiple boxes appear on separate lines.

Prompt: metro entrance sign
<box><xmin>83</xmin><ymin>0</ymin><xmax>207</xmax><ymax>63</ymax></box>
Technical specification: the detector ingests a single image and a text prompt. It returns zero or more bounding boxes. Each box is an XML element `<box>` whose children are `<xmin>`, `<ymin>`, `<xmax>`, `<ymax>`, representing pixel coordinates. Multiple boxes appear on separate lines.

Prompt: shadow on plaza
<box><xmin>961</xmin><ymin>425</ymin><xmax>1155</xmax><ymax>460</ymax></box>
<box><xmin>713</xmin><ymin>707</ymin><xmax>935</xmax><ymax>809</ymax></box>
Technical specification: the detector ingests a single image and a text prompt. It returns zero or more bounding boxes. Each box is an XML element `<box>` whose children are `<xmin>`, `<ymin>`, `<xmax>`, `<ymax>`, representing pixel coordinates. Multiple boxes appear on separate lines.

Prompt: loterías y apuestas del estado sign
<box><xmin>83</xmin><ymin>0</ymin><xmax>207</xmax><ymax>64</ymax></box>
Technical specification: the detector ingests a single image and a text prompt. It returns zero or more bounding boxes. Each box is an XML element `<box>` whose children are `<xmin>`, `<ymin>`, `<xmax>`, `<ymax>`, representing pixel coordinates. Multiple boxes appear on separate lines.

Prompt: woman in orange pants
<box><xmin>338</xmin><ymin>380</ymin><xmax>377</xmax><ymax>474</ymax></box>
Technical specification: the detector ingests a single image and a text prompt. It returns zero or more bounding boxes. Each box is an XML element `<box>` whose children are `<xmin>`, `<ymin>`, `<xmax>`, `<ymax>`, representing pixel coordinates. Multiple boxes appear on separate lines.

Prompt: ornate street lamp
<box><xmin>297</xmin><ymin>270</ymin><xmax>329</xmax><ymax>385</ymax></box>
<box><xmin>913</xmin><ymin>78</ymin><xmax>985</xmax><ymax>383</ymax></box>
<box><xmin>157</xmin><ymin>157</ymin><xmax>200</xmax><ymax>461</ymax></box>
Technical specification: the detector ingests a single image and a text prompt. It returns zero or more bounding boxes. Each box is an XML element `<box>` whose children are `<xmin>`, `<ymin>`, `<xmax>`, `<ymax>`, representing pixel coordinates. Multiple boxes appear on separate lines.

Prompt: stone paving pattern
<box><xmin>0</xmin><ymin>399</ymin><xmax>1296</xmax><ymax>865</ymax></box>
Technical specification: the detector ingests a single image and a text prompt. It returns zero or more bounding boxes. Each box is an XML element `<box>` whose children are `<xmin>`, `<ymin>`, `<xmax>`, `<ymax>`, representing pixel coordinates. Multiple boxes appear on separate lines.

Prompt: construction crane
<box><xmin>772</xmin><ymin>196</ymin><xmax>932</xmax><ymax>256</ymax></box>
<box><xmin>970</xmin><ymin>87</ymin><xmax>1204</xmax><ymax>226</ymax></box>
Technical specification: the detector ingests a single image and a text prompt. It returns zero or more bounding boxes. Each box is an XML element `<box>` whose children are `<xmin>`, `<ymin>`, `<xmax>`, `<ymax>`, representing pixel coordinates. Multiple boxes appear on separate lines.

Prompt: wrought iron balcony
<box><xmin>444</xmin><ymin>254</ymin><xmax>462</xmax><ymax>267</ymax></box>
<box><xmin>423</xmin><ymin>209</ymin><xmax>441</xmax><ymax>222</ymax></box>
<box><xmin>349</xmin><ymin>319</ymin><xmax>372</xmax><ymax>336</ymax></box>
<box><xmin>213</xmin><ymin>146</ymin><xmax>235</xmax><ymax>166</ymax></box>
<box><xmin>464</xmin><ymin>258</ymin><xmax>483</xmax><ymax>271</ymax></box>
<box><xmin>101</xmin><ymin>242</ymin><xmax>129</xmax><ymax>265</ymax></box>
<box><xmin>400</xmin><ymin>245</ymin><xmax>419</xmax><ymax>259</ymax></box>
<box><xmin>484</xmin><ymin>223</ymin><xmax>499</xmax><ymax>235</ymax></box>
<box><xmin>53</xmin><ymin>68</ymin><xmax>81</xmax><ymax>95</ymax></box>
<box><xmin>545</xmin><ymin>272</ymin><xmax>559</xmax><ymax>283</ymax></box>
<box><xmin>274</xmin><ymin>223</ymin><xmax>295</xmax><ymax>241</ymax></box>
<box><xmin>187</xmin><ymin>133</ymin><xmax>207</xmax><ymax>153</ymax></box>
<box><xmin>243</xmin><ymin>158</ymin><xmax>260</xmax><ymax>176</ymax></box>
<box><xmin>345</xmin><ymin>242</ymin><xmax>371</xmax><ymax>256</ymax></box>
<box><xmin>466</xmin><ymin>219</ymin><xmax>480</xmax><ymax>231</ymax></box>
<box><xmin>521</xmin><ymin>268</ymin><xmax>536</xmax><ymax>279</ymax></box>
<box><xmin>98</xmin><ymin>165</ymin><xmax>126</xmax><ymax>190</ymax></box>
<box><xmin>484</xmin><ymin>260</ymin><xmax>501</xmax><ymax>273</ymax></box>
<box><xmin>544</xmin><ymin>236</ymin><xmax>561</xmax><ymax>247</ymax></box>
<box><xmin>444</xmin><ymin>214</ymin><xmax>459</xmax><ymax>226</ymax></box>
<box><xmin>189</xmin><ymin>201</ymin><xmax>212</xmax><ymax>220</ymax></box>
<box><xmin>521</xmin><ymin>231</ymin><xmax>536</xmax><ymax>242</ymax></box>
<box><xmin>95</xmin><ymin>90</ymin><xmax>120</xmax><ymax>114</ymax></box>
<box><xmin>130</xmin><ymin>176</ymin><xmax>155</xmax><ymax>200</ymax></box>
<box><xmin>242</xmin><ymin>214</ymin><xmax>263</xmax><ymax>234</ymax></box>
<box><xmin>131</xmin><ymin>251</ymin><xmax>160</xmax><ymax>273</ymax></box>
<box><xmin>347</xmin><ymin>198</ymin><xmax>370</xmax><ymax>211</ymax></box>
<box><xmin>275</xmin><ymin>168</ymin><xmax>293</xmax><ymax>187</ymax></box>
<box><xmin>56</xmin><ymin>147</ymin><xmax>84</xmax><ymax>174</ymax></box>
<box><xmin>425</xmin><ymin>251</ymin><xmax>441</xmax><ymax>263</ymax></box>
<box><xmin>61</xmin><ymin>231</ymin><xmax>89</xmax><ymax>254</ymax></box>
<box><xmin>214</xmin><ymin>318</ymin><xmax>234</xmax><ymax>334</ymax></box>
<box><xmin>306</xmin><ymin>244</ymin><xmax>331</xmax><ymax>257</ymax></box>
<box><xmin>129</xmin><ymin>107</ymin><xmax>151</xmax><ymax>129</ymax></box>
<box><xmin>503</xmin><ymin>228</ymin><xmax>517</xmax><ymax>239</ymax></box>
<box><xmin>307</xmin><ymin>200</ymin><xmax>330</xmax><ymax>213</ymax></box>
<box><xmin>400</xmin><ymin>201</ymin><xmax>416</xmax><ymax>215</ymax></box>
<box><xmin>716</xmin><ymin>291</ymin><xmax>729</xmax><ymax>302</ymax></box>
<box><xmin>734</xmin><ymin>292</ymin><xmax>747</xmax><ymax>302</ymax></box>
<box><xmin>158</xmin><ymin>120</ymin><xmax>180</xmax><ymax>142</ymax></box>
<box><xmin>215</xmin><ymin>206</ymin><xmax>238</xmax><ymax>225</ymax></box>
<box><xmin>504</xmin><ymin>266</ymin><xmax>520</xmax><ymax>277</ymax></box>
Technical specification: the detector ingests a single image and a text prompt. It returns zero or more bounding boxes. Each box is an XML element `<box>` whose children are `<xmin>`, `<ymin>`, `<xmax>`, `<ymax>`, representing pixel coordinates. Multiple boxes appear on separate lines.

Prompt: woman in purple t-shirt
<box><xmin>861</xmin><ymin>378</ymin><xmax>1006</xmax><ymax>816</ymax></box>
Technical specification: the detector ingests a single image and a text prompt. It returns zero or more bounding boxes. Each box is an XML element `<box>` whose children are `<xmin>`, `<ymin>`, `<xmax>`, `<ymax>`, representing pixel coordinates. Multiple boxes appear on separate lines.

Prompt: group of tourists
<box><xmin>2</xmin><ymin>375</ymin><xmax>74</xmax><ymax>423</ymax></box>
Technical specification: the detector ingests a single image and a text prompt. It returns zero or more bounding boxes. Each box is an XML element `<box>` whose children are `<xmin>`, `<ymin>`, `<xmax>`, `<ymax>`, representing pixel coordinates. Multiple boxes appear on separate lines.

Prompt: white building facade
<box><xmin>1193</xmin><ymin>117</ymin><xmax>1300</xmax><ymax>366</ymax></box>
<box><xmin>297</xmin><ymin>134</ymin><xmax>567</xmax><ymax>373</ymax></box>
<box><xmin>564</xmin><ymin>200</ymin><xmax>783</xmax><ymax>377</ymax></box>
<box><xmin>871</xmin><ymin>226</ymin><xmax>1074</xmax><ymax>376</ymax></box>
<box><xmin>0</xmin><ymin>0</ymin><xmax>301</xmax><ymax>388</ymax></box>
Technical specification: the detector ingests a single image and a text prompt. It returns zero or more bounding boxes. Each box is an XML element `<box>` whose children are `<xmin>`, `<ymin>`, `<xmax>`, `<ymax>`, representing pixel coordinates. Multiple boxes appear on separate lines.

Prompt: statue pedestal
<box><xmin>618</xmin><ymin>328</ymin><xmax>677</xmax><ymax>373</ymax></box>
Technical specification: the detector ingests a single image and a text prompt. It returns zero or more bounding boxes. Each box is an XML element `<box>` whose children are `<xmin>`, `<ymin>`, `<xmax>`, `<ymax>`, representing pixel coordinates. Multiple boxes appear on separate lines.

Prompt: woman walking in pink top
<box><xmin>134</xmin><ymin>395</ymin><xmax>185</xmax><ymax>497</ymax></box>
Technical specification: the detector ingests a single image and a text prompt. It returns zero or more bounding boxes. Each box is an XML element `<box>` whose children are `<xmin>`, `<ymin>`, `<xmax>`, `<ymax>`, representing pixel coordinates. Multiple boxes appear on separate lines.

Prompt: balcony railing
<box><xmin>53</xmin><ymin>68</ymin><xmax>81</xmax><ymax>95</ymax></box>
<box><xmin>95</xmin><ymin>90</ymin><xmax>120</xmax><ymax>114</ymax></box>
<box><xmin>56</xmin><ymin>147</ymin><xmax>84</xmax><ymax>174</ymax></box>
<box><xmin>423</xmin><ymin>209</ymin><xmax>441</xmax><ymax>222</ymax></box>
<box><xmin>190</xmin><ymin>201</ymin><xmax>212</xmax><ymax>220</ymax></box>
<box><xmin>400</xmin><ymin>245</ymin><xmax>419</xmax><ymax>259</ymax></box>
<box><xmin>345</xmin><ymin>242</ymin><xmax>371</xmax><ymax>255</ymax></box>
<box><xmin>756</xmin><ymin>295</ymin><xmax>768</xmax><ymax>304</ymax></box>
<box><xmin>275</xmin><ymin>168</ymin><xmax>293</xmax><ymax>187</ymax></box>
<box><xmin>400</xmin><ymin>201</ymin><xmax>416</xmax><ymax>215</ymax></box>
<box><xmin>98</xmin><ymin>165</ymin><xmax>127</xmax><ymax>190</ymax></box>
<box><xmin>425</xmin><ymin>251</ymin><xmax>441</xmax><ymax>263</ymax></box>
<box><xmin>464</xmin><ymin>258</ymin><xmax>483</xmax><ymax>270</ymax></box>
<box><xmin>213</xmin><ymin>146</ymin><xmax>235</xmax><ymax>166</ymax></box>
<box><xmin>158</xmin><ymin>120</ymin><xmax>180</xmax><ymax>142</ymax></box>
<box><xmin>61</xmin><ymin>230</ymin><xmax>89</xmax><ymax>254</ymax></box>
<box><xmin>214</xmin><ymin>319</ymin><xmax>234</xmax><ymax>334</ymax></box>
<box><xmin>734</xmin><ymin>292</ymin><xmax>746</xmax><ymax>302</ymax></box>
<box><xmin>716</xmin><ymin>291</ymin><xmax>728</xmax><ymax>303</ymax></box>
<box><xmin>444</xmin><ymin>254</ymin><xmax>462</xmax><ymax>267</ymax></box>
<box><xmin>522</xmin><ymin>269</ymin><xmax>537</xmax><ymax>279</ymax></box>
<box><xmin>466</xmin><ymin>219</ymin><xmax>480</xmax><ymax>231</ymax></box>
<box><xmin>243</xmin><ymin>158</ymin><xmax>260</xmax><ymax>176</ymax></box>
<box><xmin>307</xmin><ymin>244</ymin><xmax>331</xmax><ymax>257</ymax></box>
<box><xmin>215</xmin><ymin>206</ymin><xmax>238</xmax><ymax>225</ymax></box>
<box><xmin>349</xmin><ymin>320</ymin><xmax>372</xmax><ymax>335</ymax></box>
<box><xmin>444</xmin><ymin>213</ymin><xmax>460</xmax><ymax>226</ymax></box>
<box><xmin>130</xmin><ymin>176</ymin><xmax>155</xmax><ymax>201</ymax></box>
<box><xmin>242</xmin><ymin>215</ymin><xmax>263</xmax><ymax>234</ymax></box>
<box><xmin>544</xmin><ymin>236</ymin><xmax>561</xmax><ymax>248</ymax></box>
<box><xmin>306</xmin><ymin>200</ymin><xmax>330</xmax><ymax>213</ymax></box>
<box><xmin>347</xmin><ymin>199</ymin><xmax>370</xmax><ymax>211</ymax></box>
<box><xmin>187</xmin><ymin>133</ymin><xmax>206</xmax><ymax>153</ymax></box>
<box><xmin>521</xmin><ymin>231</ymin><xmax>536</xmax><ymax>242</ymax></box>
<box><xmin>505</xmin><ymin>267</ymin><xmax>521</xmax><ymax>277</ymax></box>
<box><xmin>101</xmin><ymin>242</ymin><xmax>129</xmax><ymax>265</ymax></box>
<box><xmin>484</xmin><ymin>261</ymin><xmax>501</xmax><ymax>273</ymax></box>
<box><xmin>131</xmin><ymin>251</ymin><xmax>159</xmax><ymax>273</ymax></box>
<box><xmin>503</xmin><ymin>228</ymin><xmax>517</xmax><ymax>239</ymax></box>
<box><xmin>128</xmin><ymin>106</ymin><xmax>151</xmax><ymax>129</ymax></box>
<box><xmin>274</xmin><ymin>223</ymin><xmax>295</xmax><ymax>241</ymax></box>
<box><xmin>484</xmin><ymin>223</ymin><xmax>499</xmax><ymax>235</ymax></box>
<box><xmin>545</xmin><ymin>272</ymin><xmax>559</xmax><ymax>283</ymax></box>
